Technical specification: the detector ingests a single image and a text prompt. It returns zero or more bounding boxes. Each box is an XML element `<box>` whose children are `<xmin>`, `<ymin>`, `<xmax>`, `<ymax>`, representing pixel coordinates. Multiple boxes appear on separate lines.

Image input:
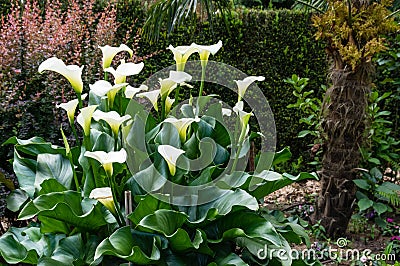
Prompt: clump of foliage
<box><xmin>312</xmin><ymin>0</ymin><xmax>398</xmax><ymax>70</ymax></box>
<box><xmin>0</xmin><ymin>42</ymin><xmax>317</xmax><ymax>265</ymax></box>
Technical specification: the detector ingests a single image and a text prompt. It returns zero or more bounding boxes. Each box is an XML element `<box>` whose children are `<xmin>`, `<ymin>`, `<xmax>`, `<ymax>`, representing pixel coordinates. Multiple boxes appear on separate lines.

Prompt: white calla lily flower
<box><xmin>92</xmin><ymin>110</ymin><xmax>131</xmax><ymax>136</ymax></box>
<box><xmin>125</xmin><ymin>84</ymin><xmax>148</xmax><ymax>99</ymax></box>
<box><xmin>99</xmin><ymin>44</ymin><xmax>133</xmax><ymax>69</ymax></box>
<box><xmin>167</xmin><ymin>45</ymin><xmax>198</xmax><ymax>71</ymax></box>
<box><xmin>85</xmin><ymin>148</ymin><xmax>127</xmax><ymax>177</ymax></box>
<box><xmin>235</xmin><ymin>76</ymin><xmax>265</xmax><ymax>101</ymax></box>
<box><xmin>222</xmin><ymin>108</ymin><xmax>232</xmax><ymax>117</ymax></box>
<box><xmin>56</xmin><ymin>94</ymin><xmax>87</xmax><ymax>123</ymax></box>
<box><xmin>192</xmin><ymin>40</ymin><xmax>222</xmax><ymax>68</ymax></box>
<box><xmin>136</xmin><ymin>90</ymin><xmax>161</xmax><ymax>111</ymax></box>
<box><xmin>233</xmin><ymin>101</ymin><xmax>253</xmax><ymax>134</ymax></box>
<box><xmin>89</xmin><ymin>187</ymin><xmax>116</xmax><ymax>214</ymax></box>
<box><xmin>158</xmin><ymin>145</ymin><xmax>185</xmax><ymax>176</ymax></box>
<box><xmin>164</xmin><ymin>117</ymin><xmax>200</xmax><ymax>142</ymax></box>
<box><xmin>89</xmin><ymin>80</ymin><xmax>128</xmax><ymax>107</ymax></box>
<box><xmin>104</xmin><ymin>60</ymin><xmax>144</xmax><ymax>84</ymax></box>
<box><xmin>160</xmin><ymin>71</ymin><xmax>192</xmax><ymax>98</ymax></box>
<box><xmin>165</xmin><ymin>96</ymin><xmax>175</xmax><ymax>114</ymax></box>
<box><xmin>77</xmin><ymin>105</ymin><xmax>98</xmax><ymax>136</ymax></box>
<box><xmin>38</xmin><ymin>57</ymin><xmax>84</xmax><ymax>94</ymax></box>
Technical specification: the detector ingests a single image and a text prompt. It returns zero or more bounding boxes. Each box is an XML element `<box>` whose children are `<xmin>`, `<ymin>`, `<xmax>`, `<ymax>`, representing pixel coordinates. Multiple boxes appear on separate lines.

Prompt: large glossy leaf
<box><xmin>155</xmin><ymin>122</ymin><xmax>181</xmax><ymax>147</ymax></box>
<box><xmin>94</xmin><ymin>227</ymin><xmax>161</xmax><ymax>264</ymax></box>
<box><xmin>6</xmin><ymin>188</ymin><xmax>29</xmax><ymax>212</ymax></box>
<box><xmin>0</xmin><ymin>227</ymin><xmax>49</xmax><ymax>264</ymax></box>
<box><xmin>4</xmin><ymin>136</ymin><xmax>65</xmax><ymax>157</ymax></box>
<box><xmin>138</xmin><ymin>209</ymin><xmax>188</xmax><ymax>236</ymax></box>
<box><xmin>35</xmin><ymin>154</ymin><xmax>73</xmax><ymax>192</ymax></box>
<box><xmin>91</xmin><ymin>129</ymin><xmax>115</xmax><ymax>152</ymax></box>
<box><xmin>19</xmin><ymin>191</ymin><xmax>110</xmax><ymax>233</ymax></box>
<box><xmin>127</xmin><ymin>194</ymin><xmax>171</xmax><ymax>226</ymax></box>
<box><xmin>213</xmin><ymin>252</ymin><xmax>248</xmax><ymax>266</ymax></box>
<box><xmin>126</xmin><ymin>165</ymin><xmax>167</xmax><ymax>195</ymax></box>
<box><xmin>185</xmin><ymin>188</ymin><xmax>258</xmax><ymax>224</ymax></box>
<box><xmin>168</xmin><ymin>228</ymin><xmax>214</xmax><ymax>255</ymax></box>
<box><xmin>205</xmin><ymin>211</ymin><xmax>282</xmax><ymax>247</ymax></box>
<box><xmin>248</xmin><ymin>171</ymin><xmax>318</xmax><ymax>199</ymax></box>
<box><xmin>13</xmin><ymin>150</ymin><xmax>37</xmax><ymax>197</ymax></box>
<box><xmin>44</xmin><ymin>234</ymin><xmax>99</xmax><ymax>265</ymax></box>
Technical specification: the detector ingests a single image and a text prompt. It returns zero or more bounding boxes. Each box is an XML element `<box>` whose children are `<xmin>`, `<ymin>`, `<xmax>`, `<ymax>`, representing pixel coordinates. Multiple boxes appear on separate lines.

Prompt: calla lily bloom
<box><xmin>89</xmin><ymin>80</ymin><xmax>128</xmax><ymax>108</ymax></box>
<box><xmin>136</xmin><ymin>89</ymin><xmax>161</xmax><ymax>111</ymax></box>
<box><xmin>85</xmin><ymin>148</ymin><xmax>127</xmax><ymax>177</ymax></box>
<box><xmin>89</xmin><ymin>187</ymin><xmax>116</xmax><ymax>215</ymax></box>
<box><xmin>192</xmin><ymin>40</ymin><xmax>222</xmax><ymax>68</ymax></box>
<box><xmin>165</xmin><ymin>96</ymin><xmax>175</xmax><ymax>114</ymax></box>
<box><xmin>77</xmin><ymin>105</ymin><xmax>98</xmax><ymax>136</ymax></box>
<box><xmin>167</xmin><ymin>44</ymin><xmax>198</xmax><ymax>71</ymax></box>
<box><xmin>160</xmin><ymin>71</ymin><xmax>192</xmax><ymax>98</ymax></box>
<box><xmin>233</xmin><ymin>101</ymin><xmax>253</xmax><ymax>136</ymax></box>
<box><xmin>125</xmin><ymin>84</ymin><xmax>148</xmax><ymax>99</ymax></box>
<box><xmin>222</xmin><ymin>108</ymin><xmax>232</xmax><ymax>117</ymax></box>
<box><xmin>164</xmin><ymin>117</ymin><xmax>200</xmax><ymax>142</ymax></box>
<box><xmin>158</xmin><ymin>145</ymin><xmax>185</xmax><ymax>176</ymax></box>
<box><xmin>235</xmin><ymin>76</ymin><xmax>265</xmax><ymax>101</ymax></box>
<box><xmin>38</xmin><ymin>57</ymin><xmax>84</xmax><ymax>94</ymax></box>
<box><xmin>99</xmin><ymin>44</ymin><xmax>133</xmax><ymax>69</ymax></box>
<box><xmin>56</xmin><ymin>94</ymin><xmax>87</xmax><ymax>124</ymax></box>
<box><xmin>104</xmin><ymin>60</ymin><xmax>144</xmax><ymax>84</ymax></box>
<box><xmin>92</xmin><ymin>110</ymin><xmax>131</xmax><ymax>136</ymax></box>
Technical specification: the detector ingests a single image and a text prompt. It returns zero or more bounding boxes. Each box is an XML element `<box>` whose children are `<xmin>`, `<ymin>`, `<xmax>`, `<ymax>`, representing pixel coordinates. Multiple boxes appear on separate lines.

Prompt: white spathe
<box><xmin>104</xmin><ymin>61</ymin><xmax>144</xmax><ymax>84</ymax></box>
<box><xmin>85</xmin><ymin>148</ymin><xmax>127</xmax><ymax>177</ymax></box>
<box><xmin>125</xmin><ymin>84</ymin><xmax>148</xmax><ymax>99</ymax></box>
<box><xmin>99</xmin><ymin>44</ymin><xmax>133</xmax><ymax>69</ymax></box>
<box><xmin>39</xmin><ymin>57</ymin><xmax>84</xmax><ymax>94</ymax></box>
<box><xmin>167</xmin><ymin>44</ymin><xmax>198</xmax><ymax>71</ymax></box>
<box><xmin>158</xmin><ymin>145</ymin><xmax>185</xmax><ymax>176</ymax></box>
<box><xmin>77</xmin><ymin>105</ymin><xmax>98</xmax><ymax>136</ymax></box>
<box><xmin>136</xmin><ymin>90</ymin><xmax>161</xmax><ymax>111</ymax></box>
<box><xmin>89</xmin><ymin>187</ymin><xmax>116</xmax><ymax>214</ymax></box>
<box><xmin>235</xmin><ymin>76</ymin><xmax>265</xmax><ymax>101</ymax></box>
<box><xmin>92</xmin><ymin>110</ymin><xmax>131</xmax><ymax>136</ymax></box>
<box><xmin>56</xmin><ymin>93</ymin><xmax>87</xmax><ymax>123</ymax></box>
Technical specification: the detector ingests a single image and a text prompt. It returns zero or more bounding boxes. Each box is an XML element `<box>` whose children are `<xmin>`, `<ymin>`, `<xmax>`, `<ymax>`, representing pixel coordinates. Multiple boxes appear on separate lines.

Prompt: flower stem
<box><xmin>108</xmin><ymin>175</ymin><xmax>125</xmax><ymax>227</ymax></box>
<box><xmin>70</xmin><ymin>121</ymin><xmax>81</xmax><ymax>147</ymax></box>
<box><xmin>196</xmin><ymin>65</ymin><xmax>206</xmax><ymax>116</ymax></box>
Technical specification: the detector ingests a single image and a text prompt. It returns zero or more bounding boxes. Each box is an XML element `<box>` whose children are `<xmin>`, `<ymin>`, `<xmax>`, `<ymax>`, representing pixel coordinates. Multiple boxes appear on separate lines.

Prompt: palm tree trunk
<box><xmin>313</xmin><ymin>64</ymin><xmax>373</xmax><ymax>237</ymax></box>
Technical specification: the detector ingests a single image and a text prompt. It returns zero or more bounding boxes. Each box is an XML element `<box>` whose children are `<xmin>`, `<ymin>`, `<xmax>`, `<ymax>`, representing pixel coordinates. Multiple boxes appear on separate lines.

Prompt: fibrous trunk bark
<box><xmin>313</xmin><ymin>66</ymin><xmax>371</xmax><ymax>237</ymax></box>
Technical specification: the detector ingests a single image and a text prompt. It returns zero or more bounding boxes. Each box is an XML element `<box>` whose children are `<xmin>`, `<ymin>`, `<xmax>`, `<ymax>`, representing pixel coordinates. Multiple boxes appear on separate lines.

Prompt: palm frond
<box><xmin>142</xmin><ymin>0</ymin><xmax>232</xmax><ymax>43</ymax></box>
<box><xmin>292</xmin><ymin>0</ymin><xmax>328</xmax><ymax>13</ymax></box>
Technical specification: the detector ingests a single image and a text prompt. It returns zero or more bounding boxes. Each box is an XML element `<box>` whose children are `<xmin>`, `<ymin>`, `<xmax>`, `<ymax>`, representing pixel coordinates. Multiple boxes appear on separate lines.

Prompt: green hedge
<box><xmin>135</xmin><ymin>9</ymin><xmax>327</xmax><ymax>171</ymax></box>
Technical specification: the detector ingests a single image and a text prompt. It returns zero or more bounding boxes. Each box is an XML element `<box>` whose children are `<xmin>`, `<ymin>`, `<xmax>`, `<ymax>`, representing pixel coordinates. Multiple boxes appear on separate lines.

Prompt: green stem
<box><xmin>77</xmin><ymin>92</ymin><xmax>83</xmax><ymax>109</ymax></box>
<box><xmin>104</xmin><ymin>72</ymin><xmax>108</xmax><ymax>82</ymax></box>
<box><xmin>70</xmin><ymin>121</ymin><xmax>81</xmax><ymax>147</ymax></box>
<box><xmin>174</xmin><ymin>85</ymin><xmax>181</xmax><ymax>108</ymax></box>
<box><xmin>108</xmin><ymin>175</ymin><xmax>125</xmax><ymax>227</ymax></box>
<box><xmin>161</xmin><ymin>96</ymin><xmax>166</xmax><ymax>120</ymax></box>
<box><xmin>196</xmin><ymin>66</ymin><xmax>207</xmax><ymax>116</ymax></box>
<box><xmin>68</xmin><ymin>153</ymin><xmax>80</xmax><ymax>193</ymax></box>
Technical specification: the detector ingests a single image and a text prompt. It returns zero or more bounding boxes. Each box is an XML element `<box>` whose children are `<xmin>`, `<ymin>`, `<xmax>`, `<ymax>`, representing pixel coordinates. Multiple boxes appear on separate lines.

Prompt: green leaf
<box><xmin>6</xmin><ymin>189</ymin><xmax>29</xmax><ymax>212</ymax></box>
<box><xmin>4</xmin><ymin>136</ymin><xmax>65</xmax><ymax>157</ymax></box>
<box><xmin>353</xmin><ymin>179</ymin><xmax>370</xmax><ymax>190</ymax></box>
<box><xmin>19</xmin><ymin>191</ymin><xmax>110</xmax><ymax>233</ymax></box>
<box><xmin>168</xmin><ymin>229</ymin><xmax>213</xmax><ymax>255</ymax></box>
<box><xmin>248</xmin><ymin>171</ymin><xmax>317</xmax><ymax>199</ymax></box>
<box><xmin>0</xmin><ymin>171</ymin><xmax>15</xmax><ymax>190</ymax></box>
<box><xmin>128</xmin><ymin>194</ymin><xmax>171</xmax><ymax>226</ymax></box>
<box><xmin>91</xmin><ymin>129</ymin><xmax>115</xmax><ymax>152</ymax></box>
<box><xmin>94</xmin><ymin>227</ymin><xmax>161</xmax><ymax>264</ymax></box>
<box><xmin>298</xmin><ymin>130</ymin><xmax>312</xmax><ymax>138</ymax></box>
<box><xmin>214</xmin><ymin>252</ymin><xmax>248</xmax><ymax>266</ymax></box>
<box><xmin>13</xmin><ymin>150</ymin><xmax>37</xmax><ymax>198</ymax></box>
<box><xmin>35</xmin><ymin>153</ymin><xmax>73</xmax><ymax>192</ymax></box>
<box><xmin>358</xmin><ymin>198</ymin><xmax>373</xmax><ymax>211</ymax></box>
<box><xmin>138</xmin><ymin>209</ymin><xmax>188</xmax><ymax>236</ymax></box>
<box><xmin>155</xmin><ymin>123</ymin><xmax>181</xmax><ymax>147</ymax></box>
<box><xmin>272</xmin><ymin>147</ymin><xmax>292</xmax><ymax>166</ymax></box>
<box><xmin>373</xmin><ymin>202</ymin><xmax>388</xmax><ymax>215</ymax></box>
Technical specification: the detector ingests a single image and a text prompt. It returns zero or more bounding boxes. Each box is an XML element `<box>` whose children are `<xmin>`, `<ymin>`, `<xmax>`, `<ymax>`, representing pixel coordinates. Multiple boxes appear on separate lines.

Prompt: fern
<box><xmin>376</xmin><ymin>182</ymin><xmax>400</xmax><ymax>206</ymax></box>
